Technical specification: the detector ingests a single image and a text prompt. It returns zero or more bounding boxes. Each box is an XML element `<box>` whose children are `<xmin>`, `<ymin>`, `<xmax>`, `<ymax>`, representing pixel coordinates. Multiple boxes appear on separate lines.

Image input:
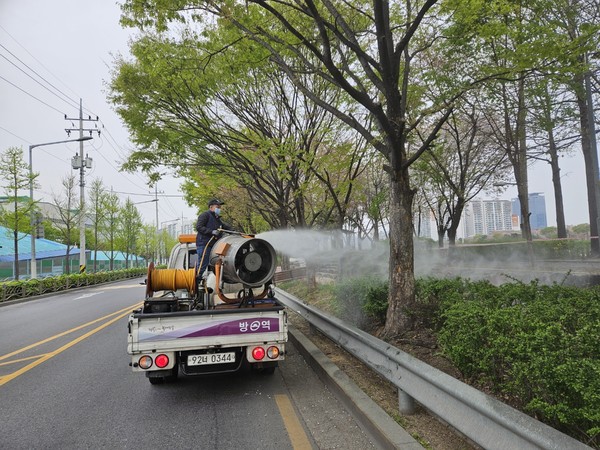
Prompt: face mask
<box><xmin>214</xmin><ymin>207</ymin><xmax>221</xmax><ymax>215</ymax></box>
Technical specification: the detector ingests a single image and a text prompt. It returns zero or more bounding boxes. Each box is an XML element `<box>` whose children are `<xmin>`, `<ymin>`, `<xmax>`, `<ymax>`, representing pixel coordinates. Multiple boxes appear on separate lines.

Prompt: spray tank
<box><xmin>209</xmin><ymin>234</ymin><xmax>276</xmax><ymax>288</ymax></box>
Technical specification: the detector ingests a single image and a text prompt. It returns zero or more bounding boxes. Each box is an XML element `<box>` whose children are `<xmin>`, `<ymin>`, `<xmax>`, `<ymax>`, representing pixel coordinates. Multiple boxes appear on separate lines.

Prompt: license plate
<box><xmin>187</xmin><ymin>352</ymin><xmax>236</xmax><ymax>366</ymax></box>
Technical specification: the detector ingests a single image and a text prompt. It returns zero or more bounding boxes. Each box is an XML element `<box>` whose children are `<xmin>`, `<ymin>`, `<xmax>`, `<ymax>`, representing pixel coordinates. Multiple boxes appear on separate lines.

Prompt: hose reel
<box><xmin>145</xmin><ymin>262</ymin><xmax>196</xmax><ymax>298</ymax></box>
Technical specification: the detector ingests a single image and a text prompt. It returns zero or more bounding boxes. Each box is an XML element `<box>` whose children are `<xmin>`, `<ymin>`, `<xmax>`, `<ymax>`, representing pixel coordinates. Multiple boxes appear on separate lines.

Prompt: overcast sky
<box><xmin>0</xmin><ymin>1</ymin><xmax>592</xmax><ymax>229</ymax></box>
<box><xmin>0</xmin><ymin>0</ymin><xmax>197</xmax><ymax>229</ymax></box>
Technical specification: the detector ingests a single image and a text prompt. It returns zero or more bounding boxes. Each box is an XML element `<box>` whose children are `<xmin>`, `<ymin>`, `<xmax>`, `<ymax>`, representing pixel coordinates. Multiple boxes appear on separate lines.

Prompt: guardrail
<box><xmin>275</xmin><ymin>288</ymin><xmax>591</xmax><ymax>450</ymax></box>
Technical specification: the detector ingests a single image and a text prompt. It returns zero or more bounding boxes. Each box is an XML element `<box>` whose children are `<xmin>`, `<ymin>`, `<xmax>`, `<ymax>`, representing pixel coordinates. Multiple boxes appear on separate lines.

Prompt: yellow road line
<box><xmin>0</xmin><ymin>302</ymin><xmax>141</xmax><ymax>362</ymax></box>
<box><xmin>100</xmin><ymin>284</ymin><xmax>145</xmax><ymax>290</ymax></box>
<box><xmin>275</xmin><ymin>394</ymin><xmax>313</xmax><ymax>450</ymax></box>
<box><xmin>0</xmin><ymin>354</ymin><xmax>49</xmax><ymax>367</ymax></box>
<box><xmin>0</xmin><ymin>302</ymin><xmax>142</xmax><ymax>388</ymax></box>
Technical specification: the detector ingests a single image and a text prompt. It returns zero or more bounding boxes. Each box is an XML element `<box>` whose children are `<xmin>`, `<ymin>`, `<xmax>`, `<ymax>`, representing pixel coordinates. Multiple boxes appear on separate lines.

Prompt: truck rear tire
<box><xmin>251</xmin><ymin>361</ymin><xmax>277</xmax><ymax>375</ymax></box>
<box><xmin>146</xmin><ymin>366</ymin><xmax>178</xmax><ymax>385</ymax></box>
<box><xmin>262</xmin><ymin>366</ymin><xmax>276</xmax><ymax>375</ymax></box>
<box><xmin>148</xmin><ymin>376</ymin><xmax>165</xmax><ymax>385</ymax></box>
<box><xmin>165</xmin><ymin>365</ymin><xmax>179</xmax><ymax>382</ymax></box>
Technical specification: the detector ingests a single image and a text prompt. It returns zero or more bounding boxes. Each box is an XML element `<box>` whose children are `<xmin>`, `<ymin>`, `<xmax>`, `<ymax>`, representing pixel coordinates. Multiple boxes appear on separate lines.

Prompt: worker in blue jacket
<box><xmin>195</xmin><ymin>198</ymin><xmax>231</xmax><ymax>278</ymax></box>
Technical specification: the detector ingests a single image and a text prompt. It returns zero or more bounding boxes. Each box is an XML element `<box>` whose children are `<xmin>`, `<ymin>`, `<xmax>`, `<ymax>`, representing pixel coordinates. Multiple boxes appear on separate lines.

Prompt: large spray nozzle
<box><xmin>209</xmin><ymin>235</ymin><xmax>276</xmax><ymax>287</ymax></box>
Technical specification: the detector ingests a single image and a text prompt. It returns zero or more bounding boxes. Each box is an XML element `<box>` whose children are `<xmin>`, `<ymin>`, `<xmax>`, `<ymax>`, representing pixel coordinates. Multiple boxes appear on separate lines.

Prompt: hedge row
<box><xmin>438</xmin><ymin>239</ymin><xmax>591</xmax><ymax>262</ymax></box>
<box><xmin>0</xmin><ymin>268</ymin><xmax>147</xmax><ymax>303</ymax></box>
<box><xmin>335</xmin><ymin>276</ymin><xmax>600</xmax><ymax>447</ymax></box>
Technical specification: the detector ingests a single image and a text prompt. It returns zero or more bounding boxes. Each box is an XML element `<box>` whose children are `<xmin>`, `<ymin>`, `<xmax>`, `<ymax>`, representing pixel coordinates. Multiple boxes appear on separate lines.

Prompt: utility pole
<box><xmin>152</xmin><ymin>184</ymin><xmax>168</xmax><ymax>263</ymax></box>
<box><xmin>65</xmin><ymin>99</ymin><xmax>100</xmax><ymax>273</ymax></box>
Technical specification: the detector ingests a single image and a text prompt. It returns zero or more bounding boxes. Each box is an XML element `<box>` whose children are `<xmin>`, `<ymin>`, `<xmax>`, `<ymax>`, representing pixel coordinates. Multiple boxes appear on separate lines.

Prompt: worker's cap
<box><xmin>208</xmin><ymin>198</ymin><xmax>224</xmax><ymax>207</ymax></box>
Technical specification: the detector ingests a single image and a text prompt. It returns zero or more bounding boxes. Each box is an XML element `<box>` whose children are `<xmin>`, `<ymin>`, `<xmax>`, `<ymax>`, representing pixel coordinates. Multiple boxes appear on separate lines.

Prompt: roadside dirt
<box><xmin>288</xmin><ymin>312</ymin><xmax>478</xmax><ymax>450</ymax></box>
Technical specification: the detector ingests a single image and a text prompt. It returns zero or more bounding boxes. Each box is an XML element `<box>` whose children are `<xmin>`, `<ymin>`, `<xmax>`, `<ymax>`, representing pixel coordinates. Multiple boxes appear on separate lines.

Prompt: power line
<box><xmin>109</xmin><ymin>190</ymin><xmax>185</xmax><ymax>198</ymax></box>
<box><xmin>0</xmin><ymin>125</ymin><xmax>29</xmax><ymax>143</ymax></box>
<box><xmin>0</xmin><ymin>24</ymin><xmax>82</xmax><ymax>102</ymax></box>
<box><xmin>0</xmin><ymin>43</ymin><xmax>79</xmax><ymax>110</ymax></box>
<box><xmin>0</xmin><ymin>74</ymin><xmax>65</xmax><ymax>115</ymax></box>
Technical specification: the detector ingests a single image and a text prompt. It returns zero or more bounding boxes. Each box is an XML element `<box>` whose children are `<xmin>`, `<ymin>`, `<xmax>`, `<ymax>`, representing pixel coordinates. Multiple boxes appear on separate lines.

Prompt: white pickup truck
<box><xmin>127</xmin><ymin>232</ymin><xmax>288</xmax><ymax>384</ymax></box>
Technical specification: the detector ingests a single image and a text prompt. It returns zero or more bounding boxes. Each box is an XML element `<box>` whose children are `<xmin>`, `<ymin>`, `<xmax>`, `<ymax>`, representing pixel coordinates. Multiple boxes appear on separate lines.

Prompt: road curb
<box><xmin>289</xmin><ymin>326</ymin><xmax>424</xmax><ymax>450</ymax></box>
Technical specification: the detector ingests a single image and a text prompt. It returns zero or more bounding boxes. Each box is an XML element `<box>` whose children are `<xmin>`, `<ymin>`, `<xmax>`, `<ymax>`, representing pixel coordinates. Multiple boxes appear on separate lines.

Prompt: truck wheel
<box><xmin>262</xmin><ymin>366</ymin><xmax>276</xmax><ymax>375</ymax></box>
<box><xmin>251</xmin><ymin>362</ymin><xmax>277</xmax><ymax>375</ymax></box>
<box><xmin>164</xmin><ymin>365</ymin><xmax>178</xmax><ymax>383</ymax></box>
<box><xmin>148</xmin><ymin>376</ymin><xmax>165</xmax><ymax>385</ymax></box>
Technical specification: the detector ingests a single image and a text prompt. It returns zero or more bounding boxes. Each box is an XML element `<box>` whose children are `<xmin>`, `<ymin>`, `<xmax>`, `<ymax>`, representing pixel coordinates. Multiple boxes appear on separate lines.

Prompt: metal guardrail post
<box><xmin>398</xmin><ymin>389</ymin><xmax>415</xmax><ymax>415</ymax></box>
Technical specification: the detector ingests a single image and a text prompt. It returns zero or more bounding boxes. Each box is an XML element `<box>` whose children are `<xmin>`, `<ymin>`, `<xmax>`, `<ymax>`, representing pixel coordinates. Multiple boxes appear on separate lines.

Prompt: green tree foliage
<box><xmin>51</xmin><ymin>174</ymin><xmax>81</xmax><ymax>275</ymax></box>
<box><xmin>101</xmin><ymin>192</ymin><xmax>120</xmax><ymax>270</ymax></box>
<box><xmin>88</xmin><ymin>178</ymin><xmax>109</xmax><ymax>272</ymax></box>
<box><xmin>540</xmin><ymin>226</ymin><xmax>558</xmax><ymax>239</ymax></box>
<box><xmin>442</xmin><ymin>0</ymin><xmax>600</xmax><ymax>251</ymax></box>
<box><xmin>572</xmin><ymin>223</ymin><xmax>591</xmax><ymax>237</ymax></box>
<box><xmin>117</xmin><ymin>198</ymin><xmax>143</xmax><ymax>268</ymax></box>
<box><xmin>110</xmin><ymin>24</ymin><xmax>372</xmax><ymax>231</ymax></box>
<box><xmin>0</xmin><ymin>147</ymin><xmax>35</xmax><ymax>279</ymax></box>
<box><xmin>137</xmin><ymin>223</ymin><xmax>158</xmax><ymax>264</ymax></box>
<box><xmin>118</xmin><ymin>0</ymin><xmax>466</xmax><ymax>336</ymax></box>
<box><xmin>156</xmin><ymin>229</ymin><xmax>178</xmax><ymax>265</ymax></box>
<box><xmin>413</xmin><ymin>95</ymin><xmax>509</xmax><ymax>247</ymax></box>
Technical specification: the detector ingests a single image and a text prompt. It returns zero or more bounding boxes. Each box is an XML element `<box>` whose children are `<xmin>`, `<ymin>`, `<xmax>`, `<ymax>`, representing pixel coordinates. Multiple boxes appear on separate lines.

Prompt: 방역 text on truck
<box><xmin>127</xmin><ymin>231</ymin><xmax>288</xmax><ymax>384</ymax></box>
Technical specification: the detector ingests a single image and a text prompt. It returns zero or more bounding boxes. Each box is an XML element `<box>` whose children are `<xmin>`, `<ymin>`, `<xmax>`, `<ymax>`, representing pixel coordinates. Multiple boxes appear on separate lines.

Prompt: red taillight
<box><xmin>155</xmin><ymin>354</ymin><xmax>170</xmax><ymax>368</ymax></box>
<box><xmin>267</xmin><ymin>346</ymin><xmax>280</xmax><ymax>359</ymax></box>
<box><xmin>252</xmin><ymin>347</ymin><xmax>266</xmax><ymax>360</ymax></box>
<box><xmin>138</xmin><ymin>355</ymin><xmax>153</xmax><ymax>369</ymax></box>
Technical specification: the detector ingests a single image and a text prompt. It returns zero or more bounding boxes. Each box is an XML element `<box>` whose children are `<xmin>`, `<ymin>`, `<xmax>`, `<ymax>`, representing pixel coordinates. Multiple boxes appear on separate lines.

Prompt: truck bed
<box><xmin>128</xmin><ymin>300</ymin><xmax>287</xmax><ymax>354</ymax></box>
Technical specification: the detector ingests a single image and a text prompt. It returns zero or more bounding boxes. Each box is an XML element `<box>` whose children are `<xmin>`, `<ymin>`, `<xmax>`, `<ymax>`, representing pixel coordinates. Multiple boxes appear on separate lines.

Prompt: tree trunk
<box><xmin>541</xmin><ymin>84</ymin><xmax>567</xmax><ymax>239</ymax></box>
<box><xmin>93</xmin><ymin>228</ymin><xmax>99</xmax><ymax>273</ymax></box>
<box><xmin>547</xmin><ymin>130</ymin><xmax>567</xmax><ymax>239</ymax></box>
<box><xmin>447</xmin><ymin>210</ymin><xmax>461</xmax><ymax>246</ymax></box>
<box><xmin>65</xmin><ymin>249</ymin><xmax>71</xmax><ymax>275</ymax></box>
<box><xmin>437</xmin><ymin>226</ymin><xmax>445</xmax><ymax>248</ymax></box>
<box><xmin>573</xmin><ymin>72</ymin><xmax>600</xmax><ymax>256</ymax></box>
<box><xmin>13</xmin><ymin>230</ymin><xmax>19</xmax><ymax>280</ymax></box>
<box><xmin>517</xmin><ymin>79</ymin><xmax>532</xmax><ymax>242</ymax></box>
<box><xmin>383</xmin><ymin>170</ymin><xmax>416</xmax><ymax>337</ymax></box>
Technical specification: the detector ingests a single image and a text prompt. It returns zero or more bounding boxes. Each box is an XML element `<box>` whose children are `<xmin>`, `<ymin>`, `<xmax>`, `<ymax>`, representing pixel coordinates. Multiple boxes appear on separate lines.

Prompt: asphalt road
<box><xmin>0</xmin><ymin>279</ymin><xmax>375</xmax><ymax>450</ymax></box>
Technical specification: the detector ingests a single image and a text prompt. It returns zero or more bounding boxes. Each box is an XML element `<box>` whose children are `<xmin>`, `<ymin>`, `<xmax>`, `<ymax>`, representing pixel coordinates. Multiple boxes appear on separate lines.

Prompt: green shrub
<box><xmin>362</xmin><ymin>280</ymin><xmax>388</xmax><ymax>325</ymax></box>
<box><xmin>336</xmin><ymin>276</ymin><xmax>386</xmax><ymax>329</ymax></box>
<box><xmin>0</xmin><ymin>268</ymin><xmax>147</xmax><ymax>302</ymax></box>
<box><xmin>437</xmin><ymin>281</ymin><xmax>600</xmax><ymax>445</ymax></box>
<box><xmin>441</xmin><ymin>239</ymin><xmax>591</xmax><ymax>262</ymax></box>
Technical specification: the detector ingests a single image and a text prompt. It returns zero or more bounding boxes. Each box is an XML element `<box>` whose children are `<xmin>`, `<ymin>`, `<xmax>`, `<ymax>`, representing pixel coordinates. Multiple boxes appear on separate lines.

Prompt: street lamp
<box><xmin>133</xmin><ymin>199</ymin><xmax>158</xmax><ymax>205</ymax></box>
<box><xmin>29</xmin><ymin>136</ymin><xmax>93</xmax><ymax>278</ymax></box>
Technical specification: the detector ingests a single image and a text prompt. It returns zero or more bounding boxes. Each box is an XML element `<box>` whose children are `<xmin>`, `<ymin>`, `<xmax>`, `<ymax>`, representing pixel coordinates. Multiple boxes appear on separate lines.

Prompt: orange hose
<box><xmin>214</xmin><ymin>260</ymin><xmax>239</xmax><ymax>304</ymax></box>
<box><xmin>149</xmin><ymin>268</ymin><xmax>196</xmax><ymax>295</ymax></box>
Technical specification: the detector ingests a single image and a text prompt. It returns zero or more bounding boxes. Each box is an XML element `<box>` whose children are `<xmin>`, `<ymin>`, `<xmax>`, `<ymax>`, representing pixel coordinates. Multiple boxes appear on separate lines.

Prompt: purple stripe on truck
<box><xmin>138</xmin><ymin>317</ymin><xmax>280</xmax><ymax>342</ymax></box>
<box><xmin>183</xmin><ymin>317</ymin><xmax>280</xmax><ymax>337</ymax></box>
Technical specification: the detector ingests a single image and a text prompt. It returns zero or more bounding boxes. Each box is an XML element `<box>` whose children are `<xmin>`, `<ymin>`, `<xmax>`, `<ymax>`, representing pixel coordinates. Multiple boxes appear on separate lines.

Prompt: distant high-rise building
<box><xmin>461</xmin><ymin>198</ymin><xmax>514</xmax><ymax>238</ymax></box>
<box><xmin>162</xmin><ymin>218</ymin><xmax>196</xmax><ymax>238</ymax></box>
<box><xmin>414</xmin><ymin>209</ymin><xmax>434</xmax><ymax>240</ymax></box>
<box><xmin>511</xmin><ymin>193</ymin><xmax>547</xmax><ymax>231</ymax></box>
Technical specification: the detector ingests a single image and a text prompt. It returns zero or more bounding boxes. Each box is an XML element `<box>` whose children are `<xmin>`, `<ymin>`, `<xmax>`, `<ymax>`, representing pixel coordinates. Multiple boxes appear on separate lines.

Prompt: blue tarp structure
<box><xmin>0</xmin><ymin>226</ymin><xmax>144</xmax><ymax>278</ymax></box>
<box><xmin>0</xmin><ymin>228</ymin><xmax>74</xmax><ymax>262</ymax></box>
